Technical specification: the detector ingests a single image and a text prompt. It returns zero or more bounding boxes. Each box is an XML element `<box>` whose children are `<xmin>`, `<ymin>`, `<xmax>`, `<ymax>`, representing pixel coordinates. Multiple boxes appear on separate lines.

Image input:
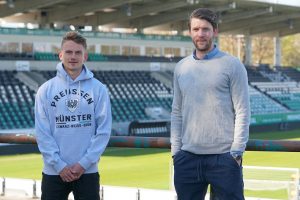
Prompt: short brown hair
<box><xmin>188</xmin><ymin>8</ymin><xmax>218</xmax><ymax>30</ymax></box>
<box><xmin>61</xmin><ymin>31</ymin><xmax>87</xmax><ymax>49</ymax></box>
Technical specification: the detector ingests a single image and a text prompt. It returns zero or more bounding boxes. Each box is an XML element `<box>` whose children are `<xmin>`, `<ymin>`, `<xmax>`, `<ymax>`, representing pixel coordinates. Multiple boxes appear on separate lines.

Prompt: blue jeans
<box><xmin>173</xmin><ymin>150</ymin><xmax>244</xmax><ymax>200</ymax></box>
<box><xmin>41</xmin><ymin>172</ymin><xmax>100</xmax><ymax>200</ymax></box>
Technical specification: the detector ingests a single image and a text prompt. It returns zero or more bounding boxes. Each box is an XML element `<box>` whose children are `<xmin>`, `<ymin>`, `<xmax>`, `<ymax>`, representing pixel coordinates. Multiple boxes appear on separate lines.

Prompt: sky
<box><xmin>249</xmin><ymin>0</ymin><xmax>300</xmax><ymax>7</ymax></box>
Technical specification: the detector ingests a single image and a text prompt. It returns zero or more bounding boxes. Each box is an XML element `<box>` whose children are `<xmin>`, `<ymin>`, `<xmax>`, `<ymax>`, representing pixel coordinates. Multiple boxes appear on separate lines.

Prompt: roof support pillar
<box><xmin>244</xmin><ymin>34</ymin><xmax>252</xmax><ymax>66</ymax></box>
<box><xmin>273</xmin><ymin>33</ymin><xmax>281</xmax><ymax>66</ymax></box>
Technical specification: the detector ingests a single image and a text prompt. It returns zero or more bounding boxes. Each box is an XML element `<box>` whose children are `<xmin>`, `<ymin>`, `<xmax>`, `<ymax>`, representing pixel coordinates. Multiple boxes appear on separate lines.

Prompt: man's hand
<box><xmin>70</xmin><ymin>163</ymin><xmax>85</xmax><ymax>179</ymax></box>
<box><xmin>59</xmin><ymin>166</ymin><xmax>78</xmax><ymax>182</ymax></box>
<box><xmin>234</xmin><ymin>157</ymin><xmax>242</xmax><ymax>166</ymax></box>
<box><xmin>231</xmin><ymin>152</ymin><xmax>242</xmax><ymax>167</ymax></box>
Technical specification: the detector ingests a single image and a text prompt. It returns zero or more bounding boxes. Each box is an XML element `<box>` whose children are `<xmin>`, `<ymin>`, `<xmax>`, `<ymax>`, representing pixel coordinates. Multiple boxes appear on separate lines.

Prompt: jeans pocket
<box><xmin>173</xmin><ymin>150</ymin><xmax>183</xmax><ymax>163</ymax></box>
<box><xmin>221</xmin><ymin>152</ymin><xmax>241</xmax><ymax>169</ymax></box>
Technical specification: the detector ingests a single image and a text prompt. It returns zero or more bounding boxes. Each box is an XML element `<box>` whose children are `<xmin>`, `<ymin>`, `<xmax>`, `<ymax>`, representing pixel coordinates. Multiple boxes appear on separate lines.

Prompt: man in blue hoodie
<box><xmin>171</xmin><ymin>8</ymin><xmax>250</xmax><ymax>200</ymax></box>
<box><xmin>35</xmin><ymin>31</ymin><xmax>112</xmax><ymax>200</ymax></box>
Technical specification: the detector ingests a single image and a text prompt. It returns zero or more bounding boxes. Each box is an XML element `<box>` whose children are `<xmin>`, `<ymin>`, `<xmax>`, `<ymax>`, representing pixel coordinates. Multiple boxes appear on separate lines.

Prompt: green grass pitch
<box><xmin>0</xmin><ymin>129</ymin><xmax>299</xmax><ymax>199</ymax></box>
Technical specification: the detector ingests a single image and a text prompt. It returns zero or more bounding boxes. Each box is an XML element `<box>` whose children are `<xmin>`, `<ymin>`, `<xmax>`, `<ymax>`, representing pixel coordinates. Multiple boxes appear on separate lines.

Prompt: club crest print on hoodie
<box><xmin>35</xmin><ymin>62</ymin><xmax>112</xmax><ymax>175</ymax></box>
<box><xmin>52</xmin><ymin>87</ymin><xmax>93</xmax><ymax>129</ymax></box>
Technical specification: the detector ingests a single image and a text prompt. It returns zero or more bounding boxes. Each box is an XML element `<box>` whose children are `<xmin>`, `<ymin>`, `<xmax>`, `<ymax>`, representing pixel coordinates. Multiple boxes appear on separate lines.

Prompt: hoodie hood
<box><xmin>55</xmin><ymin>62</ymin><xmax>94</xmax><ymax>113</ymax></box>
<box><xmin>56</xmin><ymin>62</ymin><xmax>94</xmax><ymax>83</ymax></box>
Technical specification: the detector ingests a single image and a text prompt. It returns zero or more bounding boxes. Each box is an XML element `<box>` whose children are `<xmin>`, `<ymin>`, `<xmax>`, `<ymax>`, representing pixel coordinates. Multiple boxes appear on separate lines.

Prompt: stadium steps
<box><xmin>25</xmin><ymin>71</ymin><xmax>48</xmax><ymax>87</ymax></box>
<box><xmin>15</xmin><ymin>72</ymin><xmax>40</xmax><ymax>92</ymax></box>
<box><xmin>150</xmin><ymin>71</ymin><xmax>173</xmax><ymax>89</ymax></box>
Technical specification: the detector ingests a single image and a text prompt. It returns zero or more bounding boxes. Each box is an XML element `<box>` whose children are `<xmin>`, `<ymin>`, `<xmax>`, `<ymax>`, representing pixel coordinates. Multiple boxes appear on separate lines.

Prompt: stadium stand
<box><xmin>0</xmin><ymin>70</ymin><xmax>35</xmax><ymax>129</ymax></box>
<box><xmin>37</xmin><ymin>70</ymin><xmax>56</xmax><ymax>80</ymax></box>
<box><xmin>276</xmin><ymin>66</ymin><xmax>300</xmax><ymax>82</ymax></box>
<box><xmin>245</xmin><ymin>66</ymin><xmax>272</xmax><ymax>82</ymax></box>
<box><xmin>2</xmin><ymin>64</ymin><xmax>300</xmax><ymax>133</ymax></box>
<box><xmin>258</xmin><ymin>65</ymin><xmax>291</xmax><ymax>82</ymax></box>
<box><xmin>33</xmin><ymin>52</ymin><xmax>181</xmax><ymax>63</ymax></box>
<box><xmin>0</xmin><ymin>52</ymin><xmax>34</xmax><ymax>60</ymax></box>
<box><xmin>34</xmin><ymin>52</ymin><xmax>59</xmax><ymax>61</ymax></box>
<box><xmin>251</xmin><ymin>81</ymin><xmax>300</xmax><ymax>111</ymax></box>
<box><xmin>249</xmin><ymin>85</ymin><xmax>289</xmax><ymax>115</ymax></box>
<box><xmin>37</xmin><ymin>70</ymin><xmax>173</xmax><ymax>123</ymax></box>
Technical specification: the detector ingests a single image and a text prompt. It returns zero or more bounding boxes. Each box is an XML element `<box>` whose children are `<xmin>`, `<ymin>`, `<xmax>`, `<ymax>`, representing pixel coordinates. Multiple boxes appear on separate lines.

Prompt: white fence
<box><xmin>0</xmin><ymin>178</ymin><xmax>181</xmax><ymax>200</ymax></box>
<box><xmin>169</xmin><ymin>165</ymin><xmax>300</xmax><ymax>200</ymax></box>
<box><xmin>0</xmin><ymin>177</ymin><xmax>40</xmax><ymax>198</ymax></box>
<box><xmin>243</xmin><ymin>166</ymin><xmax>300</xmax><ymax>200</ymax></box>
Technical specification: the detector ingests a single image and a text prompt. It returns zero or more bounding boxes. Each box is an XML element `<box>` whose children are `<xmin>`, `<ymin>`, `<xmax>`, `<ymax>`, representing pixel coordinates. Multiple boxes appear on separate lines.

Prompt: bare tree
<box><xmin>219</xmin><ymin>35</ymin><xmax>245</xmax><ymax>62</ymax></box>
<box><xmin>252</xmin><ymin>36</ymin><xmax>274</xmax><ymax>65</ymax></box>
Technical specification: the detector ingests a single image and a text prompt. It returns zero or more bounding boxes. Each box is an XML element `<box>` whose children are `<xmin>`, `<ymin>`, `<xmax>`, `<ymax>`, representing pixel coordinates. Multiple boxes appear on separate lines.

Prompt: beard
<box><xmin>193</xmin><ymin>37</ymin><xmax>213</xmax><ymax>53</ymax></box>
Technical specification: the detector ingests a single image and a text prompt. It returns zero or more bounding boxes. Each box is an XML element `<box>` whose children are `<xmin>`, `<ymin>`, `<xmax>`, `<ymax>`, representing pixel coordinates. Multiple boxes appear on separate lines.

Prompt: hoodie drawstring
<box><xmin>78</xmin><ymin>81</ymin><xmax>81</xmax><ymax>113</ymax></box>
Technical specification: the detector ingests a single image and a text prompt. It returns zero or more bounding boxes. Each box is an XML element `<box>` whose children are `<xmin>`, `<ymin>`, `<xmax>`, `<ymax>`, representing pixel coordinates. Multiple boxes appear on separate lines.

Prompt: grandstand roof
<box><xmin>0</xmin><ymin>0</ymin><xmax>300</xmax><ymax>36</ymax></box>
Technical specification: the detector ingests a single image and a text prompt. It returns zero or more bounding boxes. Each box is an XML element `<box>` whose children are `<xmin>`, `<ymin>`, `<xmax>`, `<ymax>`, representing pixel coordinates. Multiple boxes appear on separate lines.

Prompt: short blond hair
<box><xmin>61</xmin><ymin>31</ymin><xmax>87</xmax><ymax>49</ymax></box>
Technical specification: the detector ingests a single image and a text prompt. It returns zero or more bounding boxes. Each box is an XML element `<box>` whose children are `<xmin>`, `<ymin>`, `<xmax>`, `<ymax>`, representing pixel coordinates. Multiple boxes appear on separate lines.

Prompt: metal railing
<box><xmin>0</xmin><ymin>133</ymin><xmax>300</xmax><ymax>152</ymax></box>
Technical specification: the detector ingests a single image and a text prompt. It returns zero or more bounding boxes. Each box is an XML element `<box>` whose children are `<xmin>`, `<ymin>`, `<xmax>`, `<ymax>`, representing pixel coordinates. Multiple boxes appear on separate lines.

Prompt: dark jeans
<box><xmin>41</xmin><ymin>172</ymin><xmax>100</xmax><ymax>200</ymax></box>
<box><xmin>173</xmin><ymin>150</ymin><xmax>244</xmax><ymax>200</ymax></box>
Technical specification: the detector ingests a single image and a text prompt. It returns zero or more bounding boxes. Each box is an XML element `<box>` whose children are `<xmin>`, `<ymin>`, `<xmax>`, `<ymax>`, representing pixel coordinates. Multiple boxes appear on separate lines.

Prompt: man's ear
<box><xmin>84</xmin><ymin>52</ymin><xmax>88</xmax><ymax>62</ymax></box>
<box><xmin>59</xmin><ymin>51</ymin><xmax>63</xmax><ymax>61</ymax></box>
<box><xmin>213</xmin><ymin>28</ymin><xmax>218</xmax><ymax>37</ymax></box>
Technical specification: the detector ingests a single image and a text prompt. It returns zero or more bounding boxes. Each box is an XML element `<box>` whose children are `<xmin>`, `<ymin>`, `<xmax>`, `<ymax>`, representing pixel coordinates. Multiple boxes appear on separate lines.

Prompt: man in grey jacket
<box><xmin>171</xmin><ymin>8</ymin><xmax>250</xmax><ymax>200</ymax></box>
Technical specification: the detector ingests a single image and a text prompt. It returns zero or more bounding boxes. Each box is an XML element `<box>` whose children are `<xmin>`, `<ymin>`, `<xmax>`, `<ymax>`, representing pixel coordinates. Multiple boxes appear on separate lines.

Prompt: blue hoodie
<box><xmin>35</xmin><ymin>62</ymin><xmax>112</xmax><ymax>175</ymax></box>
